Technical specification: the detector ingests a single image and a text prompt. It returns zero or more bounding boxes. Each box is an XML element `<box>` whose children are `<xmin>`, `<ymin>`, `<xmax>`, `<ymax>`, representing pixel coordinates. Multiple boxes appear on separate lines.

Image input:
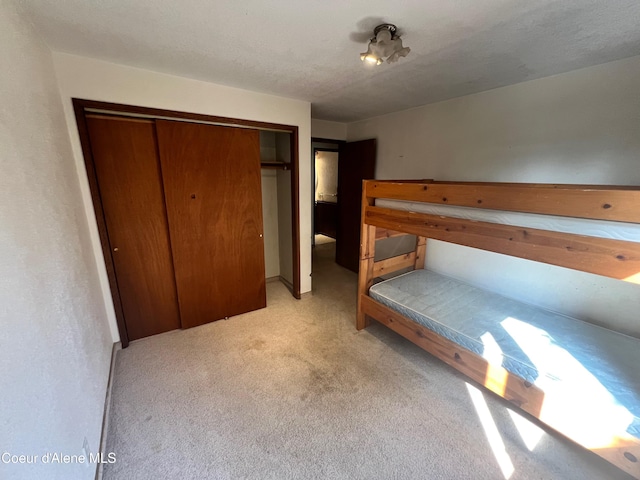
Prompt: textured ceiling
<box><xmin>18</xmin><ymin>0</ymin><xmax>640</xmax><ymax>122</ymax></box>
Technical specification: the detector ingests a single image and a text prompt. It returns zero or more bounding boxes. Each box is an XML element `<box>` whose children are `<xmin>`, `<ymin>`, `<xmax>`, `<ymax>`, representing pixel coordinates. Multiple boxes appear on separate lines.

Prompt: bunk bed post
<box><xmin>357</xmin><ymin>180</ymin><xmax>375</xmax><ymax>330</ymax></box>
<box><xmin>414</xmin><ymin>236</ymin><xmax>427</xmax><ymax>270</ymax></box>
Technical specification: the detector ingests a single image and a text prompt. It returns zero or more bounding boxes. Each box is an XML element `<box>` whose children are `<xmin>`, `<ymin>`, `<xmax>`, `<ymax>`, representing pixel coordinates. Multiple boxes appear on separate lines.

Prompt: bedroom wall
<box><xmin>0</xmin><ymin>3</ymin><xmax>113</xmax><ymax>479</ymax></box>
<box><xmin>52</xmin><ymin>52</ymin><xmax>313</xmax><ymax>341</ymax></box>
<box><xmin>275</xmin><ymin>133</ymin><xmax>294</xmax><ymax>287</ymax></box>
<box><xmin>311</xmin><ymin>118</ymin><xmax>347</xmax><ymax>140</ymax></box>
<box><xmin>315</xmin><ymin>151</ymin><xmax>339</xmax><ymax>203</ymax></box>
<box><xmin>261</xmin><ymin>169</ymin><xmax>280</xmax><ymax>278</ymax></box>
<box><xmin>347</xmin><ymin>55</ymin><xmax>640</xmax><ymax>338</ymax></box>
<box><xmin>259</xmin><ymin>131</ymin><xmax>281</xmax><ymax>279</ymax></box>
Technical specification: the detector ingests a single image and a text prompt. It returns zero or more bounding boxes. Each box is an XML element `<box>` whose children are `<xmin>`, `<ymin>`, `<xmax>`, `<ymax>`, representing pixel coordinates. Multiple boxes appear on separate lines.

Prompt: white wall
<box><xmin>259</xmin><ymin>130</ymin><xmax>277</xmax><ymax>162</ymax></box>
<box><xmin>315</xmin><ymin>151</ymin><xmax>339</xmax><ymax>203</ymax></box>
<box><xmin>261</xmin><ymin>170</ymin><xmax>280</xmax><ymax>278</ymax></box>
<box><xmin>0</xmin><ymin>4</ymin><xmax>113</xmax><ymax>480</ymax></box>
<box><xmin>348</xmin><ymin>55</ymin><xmax>640</xmax><ymax>338</ymax></box>
<box><xmin>275</xmin><ymin>133</ymin><xmax>294</xmax><ymax>286</ymax></box>
<box><xmin>260</xmin><ymin>130</ymin><xmax>282</xmax><ymax>279</ymax></box>
<box><xmin>277</xmin><ymin>169</ymin><xmax>294</xmax><ymax>286</ymax></box>
<box><xmin>311</xmin><ymin>118</ymin><xmax>347</xmax><ymax>141</ymax></box>
<box><xmin>52</xmin><ymin>53</ymin><xmax>313</xmax><ymax>340</ymax></box>
<box><xmin>349</xmin><ymin>55</ymin><xmax>640</xmax><ymax>184</ymax></box>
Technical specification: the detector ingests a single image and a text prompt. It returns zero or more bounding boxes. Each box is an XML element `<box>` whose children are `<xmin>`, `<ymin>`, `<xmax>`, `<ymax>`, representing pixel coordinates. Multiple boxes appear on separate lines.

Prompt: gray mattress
<box><xmin>369</xmin><ymin>269</ymin><xmax>640</xmax><ymax>440</ymax></box>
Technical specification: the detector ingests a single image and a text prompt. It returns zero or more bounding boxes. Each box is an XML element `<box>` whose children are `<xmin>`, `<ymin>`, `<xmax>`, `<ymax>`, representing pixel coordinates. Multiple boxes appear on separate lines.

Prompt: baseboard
<box><xmin>95</xmin><ymin>341</ymin><xmax>120</xmax><ymax>480</ymax></box>
<box><xmin>278</xmin><ymin>275</ymin><xmax>294</xmax><ymax>293</ymax></box>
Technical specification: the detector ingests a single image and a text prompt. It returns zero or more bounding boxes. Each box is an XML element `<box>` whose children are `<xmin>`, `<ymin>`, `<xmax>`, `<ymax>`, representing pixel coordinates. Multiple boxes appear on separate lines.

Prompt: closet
<box><xmin>259</xmin><ymin>131</ymin><xmax>295</xmax><ymax>291</ymax></box>
<box><xmin>85</xmin><ymin>114</ymin><xmax>266</xmax><ymax>341</ymax></box>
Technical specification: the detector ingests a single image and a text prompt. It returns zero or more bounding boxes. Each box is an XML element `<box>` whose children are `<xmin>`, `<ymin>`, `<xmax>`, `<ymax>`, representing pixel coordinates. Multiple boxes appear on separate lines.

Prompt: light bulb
<box><xmin>363</xmin><ymin>55</ymin><xmax>379</xmax><ymax>64</ymax></box>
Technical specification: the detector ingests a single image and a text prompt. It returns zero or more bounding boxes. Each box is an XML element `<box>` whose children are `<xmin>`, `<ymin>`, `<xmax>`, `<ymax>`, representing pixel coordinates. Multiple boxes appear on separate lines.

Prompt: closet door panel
<box><xmin>156</xmin><ymin>120</ymin><xmax>266</xmax><ymax>328</ymax></box>
<box><xmin>86</xmin><ymin>116</ymin><xmax>181</xmax><ymax>340</ymax></box>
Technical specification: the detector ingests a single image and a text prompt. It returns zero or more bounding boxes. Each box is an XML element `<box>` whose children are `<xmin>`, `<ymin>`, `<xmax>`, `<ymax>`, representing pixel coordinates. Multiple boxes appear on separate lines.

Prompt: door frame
<box><xmin>74</xmin><ymin>99</ymin><xmax>301</xmax><ymax>347</ymax></box>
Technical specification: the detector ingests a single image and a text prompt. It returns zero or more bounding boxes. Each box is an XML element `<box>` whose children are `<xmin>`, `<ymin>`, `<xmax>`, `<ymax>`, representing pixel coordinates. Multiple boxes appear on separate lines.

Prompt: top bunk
<box><xmin>360</xmin><ymin>179</ymin><xmax>640</xmax><ymax>284</ymax></box>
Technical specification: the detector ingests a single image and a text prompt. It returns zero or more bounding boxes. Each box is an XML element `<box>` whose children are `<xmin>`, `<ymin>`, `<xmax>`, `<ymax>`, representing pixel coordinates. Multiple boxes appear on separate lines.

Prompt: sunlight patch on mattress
<box><xmin>501</xmin><ymin>316</ymin><xmax>635</xmax><ymax>449</ymax></box>
<box><xmin>368</xmin><ymin>269</ymin><xmax>640</xmax><ymax>444</ymax></box>
<box><xmin>624</xmin><ymin>271</ymin><xmax>640</xmax><ymax>284</ymax></box>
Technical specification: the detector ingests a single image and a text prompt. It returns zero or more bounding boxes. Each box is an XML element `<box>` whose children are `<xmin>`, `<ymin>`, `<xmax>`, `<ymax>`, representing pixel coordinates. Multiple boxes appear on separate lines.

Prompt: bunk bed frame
<box><xmin>356</xmin><ymin>179</ymin><xmax>640</xmax><ymax>478</ymax></box>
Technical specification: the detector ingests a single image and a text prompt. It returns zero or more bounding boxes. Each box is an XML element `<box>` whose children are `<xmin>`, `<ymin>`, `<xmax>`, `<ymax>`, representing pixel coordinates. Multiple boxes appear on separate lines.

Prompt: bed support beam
<box><xmin>365</xmin><ymin>180</ymin><xmax>640</xmax><ymax>223</ymax></box>
<box><xmin>373</xmin><ymin>252</ymin><xmax>416</xmax><ymax>277</ymax></box>
<box><xmin>375</xmin><ymin>227</ymin><xmax>410</xmax><ymax>240</ymax></box>
<box><xmin>365</xmin><ymin>205</ymin><xmax>640</xmax><ymax>283</ymax></box>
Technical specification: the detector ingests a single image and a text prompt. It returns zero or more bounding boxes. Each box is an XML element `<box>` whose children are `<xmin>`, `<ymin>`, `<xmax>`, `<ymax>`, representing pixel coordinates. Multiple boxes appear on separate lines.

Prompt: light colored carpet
<box><xmin>103</xmin><ymin>243</ymin><xmax>631</xmax><ymax>480</ymax></box>
<box><xmin>314</xmin><ymin>234</ymin><xmax>335</xmax><ymax>246</ymax></box>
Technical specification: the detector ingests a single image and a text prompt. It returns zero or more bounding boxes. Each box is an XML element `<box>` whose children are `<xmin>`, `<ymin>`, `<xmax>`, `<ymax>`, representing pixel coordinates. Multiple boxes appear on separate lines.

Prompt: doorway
<box><xmin>311</xmin><ymin>139</ymin><xmax>342</xmax><ymax>257</ymax></box>
<box><xmin>311</xmin><ymin>137</ymin><xmax>377</xmax><ymax>275</ymax></box>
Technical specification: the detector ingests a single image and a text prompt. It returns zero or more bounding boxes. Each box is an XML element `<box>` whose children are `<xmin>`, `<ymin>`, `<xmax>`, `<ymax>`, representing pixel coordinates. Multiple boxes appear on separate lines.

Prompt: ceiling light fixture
<box><xmin>360</xmin><ymin>24</ymin><xmax>410</xmax><ymax>66</ymax></box>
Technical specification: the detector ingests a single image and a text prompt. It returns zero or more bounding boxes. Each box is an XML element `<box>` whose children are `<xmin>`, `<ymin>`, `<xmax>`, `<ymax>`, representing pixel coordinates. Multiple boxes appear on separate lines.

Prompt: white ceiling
<box><xmin>18</xmin><ymin>0</ymin><xmax>640</xmax><ymax>122</ymax></box>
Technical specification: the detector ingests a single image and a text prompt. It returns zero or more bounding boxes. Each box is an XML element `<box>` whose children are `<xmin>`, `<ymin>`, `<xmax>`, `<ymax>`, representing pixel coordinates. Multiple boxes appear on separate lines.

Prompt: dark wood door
<box><xmin>86</xmin><ymin>115</ymin><xmax>181</xmax><ymax>340</ymax></box>
<box><xmin>336</xmin><ymin>139</ymin><xmax>377</xmax><ymax>272</ymax></box>
<box><xmin>314</xmin><ymin>201</ymin><xmax>338</xmax><ymax>238</ymax></box>
<box><xmin>156</xmin><ymin>120</ymin><xmax>266</xmax><ymax>329</ymax></box>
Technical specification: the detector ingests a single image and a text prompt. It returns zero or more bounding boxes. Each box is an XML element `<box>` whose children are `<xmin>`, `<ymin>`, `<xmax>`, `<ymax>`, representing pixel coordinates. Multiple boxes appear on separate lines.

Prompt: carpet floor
<box><xmin>103</xmin><ymin>243</ymin><xmax>630</xmax><ymax>480</ymax></box>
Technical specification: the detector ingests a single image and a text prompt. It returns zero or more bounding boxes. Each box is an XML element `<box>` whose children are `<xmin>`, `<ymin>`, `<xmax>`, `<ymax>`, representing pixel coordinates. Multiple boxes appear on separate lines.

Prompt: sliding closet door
<box><xmin>86</xmin><ymin>116</ymin><xmax>181</xmax><ymax>340</ymax></box>
<box><xmin>156</xmin><ymin>120</ymin><xmax>266</xmax><ymax>329</ymax></box>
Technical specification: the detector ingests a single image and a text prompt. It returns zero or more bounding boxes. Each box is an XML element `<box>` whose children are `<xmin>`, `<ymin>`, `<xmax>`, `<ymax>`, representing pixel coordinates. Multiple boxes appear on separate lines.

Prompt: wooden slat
<box><xmin>429</xmin><ymin>180</ymin><xmax>640</xmax><ymax>190</ymax></box>
<box><xmin>357</xmin><ymin>191</ymin><xmax>376</xmax><ymax>330</ymax></box>
<box><xmin>365</xmin><ymin>180</ymin><xmax>640</xmax><ymax>223</ymax></box>
<box><xmin>365</xmin><ymin>206</ymin><xmax>640</xmax><ymax>282</ymax></box>
<box><xmin>360</xmin><ymin>295</ymin><xmax>640</xmax><ymax>479</ymax></box>
<box><xmin>382</xmin><ymin>178</ymin><xmax>435</xmax><ymax>184</ymax></box>
<box><xmin>373</xmin><ymin>252</ymin><xmax>416</xmax><ymax>277</ymax></box>
<box><xmin>594</xmin><ymin>443</ymin><xmax>640</xmax><ymax>479</ymax></box>
<box><xmin>375</xmin><ymin>227</ymin><xmax>411</xmax><ymax>240</ymax></box>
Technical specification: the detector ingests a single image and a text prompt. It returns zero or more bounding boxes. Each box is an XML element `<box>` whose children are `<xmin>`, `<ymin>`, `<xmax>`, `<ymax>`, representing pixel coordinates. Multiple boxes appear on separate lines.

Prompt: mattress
<box><xmin>369</xmin><ymin>269</ymin><xmax>640</xmax><ymax>440</ymax></box>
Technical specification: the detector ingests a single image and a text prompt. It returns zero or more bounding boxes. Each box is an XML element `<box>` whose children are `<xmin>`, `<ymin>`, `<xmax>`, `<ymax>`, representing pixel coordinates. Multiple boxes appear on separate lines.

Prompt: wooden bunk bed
<box><xmin>356</xmin><ymin>179</ymin><xmax>640</xmax><ymax>478</ymax></box>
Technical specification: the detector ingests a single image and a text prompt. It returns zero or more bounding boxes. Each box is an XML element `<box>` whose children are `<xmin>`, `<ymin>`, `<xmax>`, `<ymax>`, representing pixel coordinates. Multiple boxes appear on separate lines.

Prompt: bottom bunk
<box><xmin>370</xmin><ymin>268</ymin><xmax>640</xmax><ymax>447</ymax></box>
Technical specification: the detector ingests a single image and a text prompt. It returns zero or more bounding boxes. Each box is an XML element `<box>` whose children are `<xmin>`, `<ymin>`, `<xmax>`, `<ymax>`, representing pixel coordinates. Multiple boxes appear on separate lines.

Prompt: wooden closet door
<box><xmin>86</xmin><ymin>116</ymin><xmax>181</xmax><ymax>340</ymax></box>
<box><xmin>155</xmin><ymin>120</ymin><xmax>266</xmax><ymax>329</ymax></box>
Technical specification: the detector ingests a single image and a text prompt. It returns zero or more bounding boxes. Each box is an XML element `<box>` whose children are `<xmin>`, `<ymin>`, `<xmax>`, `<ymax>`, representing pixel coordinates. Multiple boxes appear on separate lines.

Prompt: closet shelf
<box><xmin>260</xmin><ymin>162</ymin><xmax>290</xmax><ymax>170</ymax></box>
